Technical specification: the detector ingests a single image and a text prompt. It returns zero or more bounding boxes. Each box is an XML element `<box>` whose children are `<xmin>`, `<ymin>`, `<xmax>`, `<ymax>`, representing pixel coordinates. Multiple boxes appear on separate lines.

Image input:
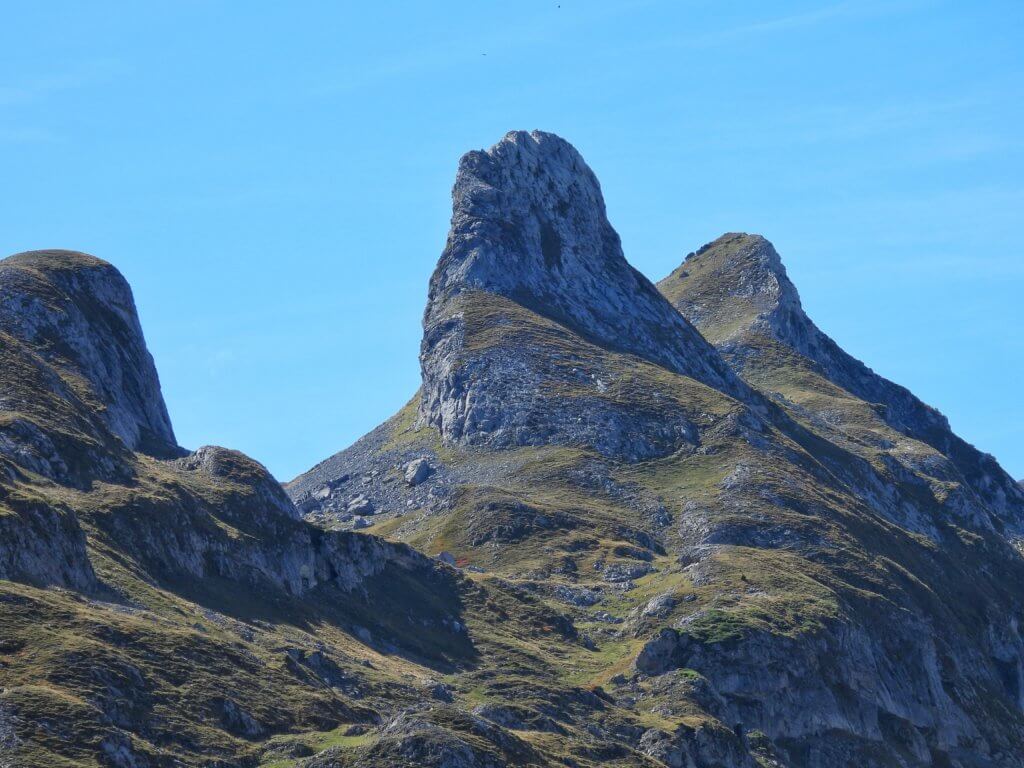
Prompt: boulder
<box><xmin>643</xmin><ymin>593</ymin><xmax>677</xmax><ymax>618</ymax></box>
<box><xmin>436</xmin><ymin>551</ymin><xmax>457</xmax><ymax>566</ymax></box>
<box><xmin>347</xmin><ymin>495</ymin><xmax>374</xmax><ymax>516</ymax></box>
<box><xmin>404</xmin><ymin>457</ymin><xmax>433</xmax><ymax>486</ymax></box>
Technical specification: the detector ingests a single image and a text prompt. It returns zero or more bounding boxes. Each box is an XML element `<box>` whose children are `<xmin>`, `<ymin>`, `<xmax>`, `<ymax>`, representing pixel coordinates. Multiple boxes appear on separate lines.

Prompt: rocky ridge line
<box><xmin>660</xmin><ymin>232</ymin><xmax>1024</xmax><ymax>528</ymax></box>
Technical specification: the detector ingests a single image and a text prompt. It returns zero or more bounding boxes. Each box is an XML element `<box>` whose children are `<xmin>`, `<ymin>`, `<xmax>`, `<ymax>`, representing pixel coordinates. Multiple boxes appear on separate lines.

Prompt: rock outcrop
<box><xmin>0</xmin><ymin>250</ymin><xmax>177</xmax><ymax>457</ymax></box>
<box><xmin>419</xmin><ymin>130</ymin><xmax>749</xmax><ymax>460</ymax></box>
<box><xmin>0</xmin><ymin>249</ymin><xmax>482</xmax><ymax>768</ymax></box>
<box><xmin>0</xmin><ymin>502</ymin><xmax>97</xmax><ymax>591</ymax></box>
<box><xmin>0</xmin><ymin>249</ymin><xmax>467</xmax><ymax>602</ymax></box>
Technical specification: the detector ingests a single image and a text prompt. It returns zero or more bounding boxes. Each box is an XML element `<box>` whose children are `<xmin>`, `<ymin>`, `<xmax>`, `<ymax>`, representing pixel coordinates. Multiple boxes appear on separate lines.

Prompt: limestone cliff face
<box><xmin>0</xmin><ymin>499</ymin><xmax>96</xmax><ymax>591</ymax></box>
<box><xmin>0</xmin><ymin>250</ymin><xmax>177</xmax><ymax>457</ymax></box>
<box><xmin>419</xmin><ymin>131</ymin><xmax>749</xmax><ymax>460</ymax></box>
<box><xmin>0</xmin><ymin>328</ymin><xmax>133</xmax><ymax>488</ymax></box>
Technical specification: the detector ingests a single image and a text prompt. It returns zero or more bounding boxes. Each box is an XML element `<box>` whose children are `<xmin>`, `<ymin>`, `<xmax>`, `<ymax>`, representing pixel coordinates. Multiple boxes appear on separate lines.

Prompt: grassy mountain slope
<box><xmin>0</xmin><ymin>251</ymin><xmax>572</xmax><ymax>768</ymax></box>
<box><xmin>289</xmin><ymin>133</ymin><xmax>1024</xmax><ymax>767</ymax></box>
<box><xmin>2</xmin><ymin>133</ymin><xmax>1023</xmax><ymax>768</ymax></box>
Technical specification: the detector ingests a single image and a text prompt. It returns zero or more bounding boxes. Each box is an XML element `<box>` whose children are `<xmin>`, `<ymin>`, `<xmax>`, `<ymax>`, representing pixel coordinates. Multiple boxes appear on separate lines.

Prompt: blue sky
<box><xmin>1</xmin><ymin>1</ymin><xmax>1021</xmax><ymax>482</ymax></box>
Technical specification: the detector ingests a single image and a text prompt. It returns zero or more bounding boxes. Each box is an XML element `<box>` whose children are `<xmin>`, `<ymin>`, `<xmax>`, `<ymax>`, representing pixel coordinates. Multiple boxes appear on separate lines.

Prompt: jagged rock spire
<box><xmin>419</xmin><ymin>131</ymin><xmax>748</xmax><ymax>456</ymax></box>
<box><xmin>425</xmin><ymin>131</ymin><xmax>746</xmax><ymax>395</ymax></box>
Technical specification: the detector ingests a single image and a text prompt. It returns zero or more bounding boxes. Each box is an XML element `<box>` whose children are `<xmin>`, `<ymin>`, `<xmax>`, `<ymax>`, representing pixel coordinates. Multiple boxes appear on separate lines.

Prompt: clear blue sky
<box><xmin>2</xmin><ymin>1</ymin><xmax>1021</xmax><ymax>482</ymax></box>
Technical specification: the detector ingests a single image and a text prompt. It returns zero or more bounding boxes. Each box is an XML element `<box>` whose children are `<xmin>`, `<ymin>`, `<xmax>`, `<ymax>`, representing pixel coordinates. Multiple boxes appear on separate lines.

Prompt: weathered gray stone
<box><xmin>418</xmin><ymin>130</ymin><xmax>750</xmax><ymax>461</ymax></box>
<box><xmin>642</xmin><ymin>593</ymin><xmax>676</xmax><ymax>618</ymax></box>
<box><xmin>553</xmin><ymin>584</ymin><xmax>602</xmax><ymax>607</ymax></box>
<box><xmin>347</xmin><ymin>494</ymin><xmax>374</xmax><ymax>515</ymax></box>
<box><xmin>0</xmin><ymin>250</ymin><xmax>177</xmax><ymax>456</ymax></box>
<box><xmin>405</xmin><ymin>457</ymin><xmax>433</xmax><ymax>486</ymax></box>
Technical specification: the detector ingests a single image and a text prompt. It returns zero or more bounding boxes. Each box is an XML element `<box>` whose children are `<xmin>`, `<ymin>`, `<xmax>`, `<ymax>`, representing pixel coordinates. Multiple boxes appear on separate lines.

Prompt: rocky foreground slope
<box><xmin>1</xmin><ymin>131</ymin><xmax>1023</xmax><ymax>768</ymax></box>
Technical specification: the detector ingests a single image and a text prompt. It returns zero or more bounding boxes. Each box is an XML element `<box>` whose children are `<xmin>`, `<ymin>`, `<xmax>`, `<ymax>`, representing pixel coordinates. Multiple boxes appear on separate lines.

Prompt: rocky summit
<box><xmin>659</xmin><ymin>233</ymin><xmax>1024</xmax><ymax>530</ymax></box>
<box><xmin>420</xmin><ymin>131</ymin><xmax>749</xmax><ymax>461</ymax></box>
<box><xmin>2</xmin><ymin>132</ymin><xmax>1024</xmax><ymax>768</ymax></box>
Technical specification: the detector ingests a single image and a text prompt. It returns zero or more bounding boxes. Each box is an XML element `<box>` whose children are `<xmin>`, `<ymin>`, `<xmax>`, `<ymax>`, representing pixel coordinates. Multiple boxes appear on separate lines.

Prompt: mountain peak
<box><xmin>0</xmin><ymin>249</ymin><xmax>177</xmax><ymax>458</ymax></box>
<box><xmin>661</xmin><ymin>232</ymin><xmax>807</xmax><ymax>348</ymax></box>
<box><xmin>428</xmin><ymin>130</ymin><xmax>617</xmax><ymax>336</ymax></box>
<box><xmin>427</xmin><ymin>131</ymin><xmax>743</xmax><ymax>388</ymax></box>
<box><xmin>659</xmin><ymin>230</ymin><xmax>935</xmax><ymax>414</ymax></box>
<box><xmin>419</xmin><ymin>131</ymin><xmax>748</xmax><ymax>456</ymax></box>
<box><xmin>660</xmin><ymin>233</ymin><xmax>1024</xmax><ymax>525</ymax></box>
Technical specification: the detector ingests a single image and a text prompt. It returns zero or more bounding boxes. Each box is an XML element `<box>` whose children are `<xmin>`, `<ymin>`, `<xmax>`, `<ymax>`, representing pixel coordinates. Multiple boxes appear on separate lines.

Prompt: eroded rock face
<box><xmin>635</xmin><ymin>616</ymin><xmax>996</xmax><ymax>758</ymax></box>
<box><xmin>639</xmin><ymin>724</ymin><xmax>756</xmax><ymax>768</ymax></box>
<box><xmin>419</xmin><ymin>131</ymin><xmax>748</xmax><ymax>458</ymax></box>
<box><xmin>87</xmin><ymin>444</ymin><xmax>435</xmax><ymax>597</ymax></box>
<box><xmin>0</xmin><ymin>328</ymin><xmax>136</xmax><ymax>488</ymax></box>
<box><xmin>0</xmin><ymin>250</ymin><xmax>177</xmax><ymax>457</ymax></box>
<box><xmin>0</xmin><ymin>502</ymin><xmax>97</xmax><ymax>591</ymax></box>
